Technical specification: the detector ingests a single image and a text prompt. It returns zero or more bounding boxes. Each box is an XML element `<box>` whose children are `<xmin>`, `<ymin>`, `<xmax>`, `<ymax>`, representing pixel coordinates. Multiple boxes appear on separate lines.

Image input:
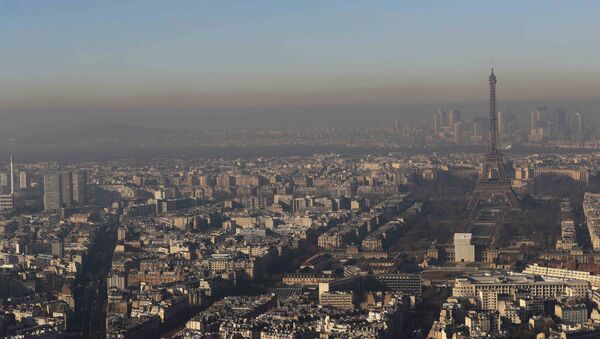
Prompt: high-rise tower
<box><xmin>9</xmin><ymin>156</ymin><xmax>14</xmax><ymax>195</ymax></box>
<box><xmin>59</xmin><ymin>171</ymin><xmax>73</xmax><ymax>207</ymax></box>
<box><xmin>449</xmin><ymin>110</ymin><xmax>461</xmax><ymax>128</ymax></box>
<box><xmin>467</xmin><ymin>69</ymin><xmax>518</xmax><ymax>209</ymax></box>
<box><xmin>72</xmin><ymin>171</ymin><xmax>87</xmax><ymax>205</ymax></box>
<box><xmin>573</xmin><ymin>111</ymin><xmax>584</xmax><ymax>141</ymax></box>
<box><xmin>44</xmin><ymin>173</ymin><xmax>62</xmax><ymax>212</ymax></box>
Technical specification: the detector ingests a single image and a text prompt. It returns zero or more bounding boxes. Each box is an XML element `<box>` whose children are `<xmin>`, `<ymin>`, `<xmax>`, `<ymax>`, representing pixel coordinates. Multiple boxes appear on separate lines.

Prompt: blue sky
<box><xmin>0</xmin><ymin>1</ymin><xmax>599</xmax><ymax>129</ymax></box>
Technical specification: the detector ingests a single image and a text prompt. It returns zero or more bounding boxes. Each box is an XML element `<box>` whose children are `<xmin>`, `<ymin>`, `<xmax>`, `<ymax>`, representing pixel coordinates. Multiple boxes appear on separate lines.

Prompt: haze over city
<box><xmin>1</xmin><ymin>1</ymin><xmax>600</xmax><ymax>134</ymax></box>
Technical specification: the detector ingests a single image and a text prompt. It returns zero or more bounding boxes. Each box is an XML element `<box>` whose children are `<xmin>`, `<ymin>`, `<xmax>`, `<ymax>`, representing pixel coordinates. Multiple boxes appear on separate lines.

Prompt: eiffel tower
<box><xmin>467</xmin><ymin>69</ymin><xmax>518</xmax><ymax>209</ymax></box>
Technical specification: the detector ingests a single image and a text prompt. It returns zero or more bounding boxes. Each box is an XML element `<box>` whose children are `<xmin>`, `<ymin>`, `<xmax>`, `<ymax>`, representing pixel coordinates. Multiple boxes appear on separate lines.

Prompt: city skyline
<box><xmin>1</xmin><ymin>1</ymin><xmax>600</xmax><ymax>133</ymax></box>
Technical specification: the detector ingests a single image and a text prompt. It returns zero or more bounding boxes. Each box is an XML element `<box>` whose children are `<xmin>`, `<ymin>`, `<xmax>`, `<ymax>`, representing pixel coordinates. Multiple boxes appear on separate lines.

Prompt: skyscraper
<box><xmin>453</xmin><ymin>121</ymin><xmax>464</xmax><ymax>144</ymax></box>
<box><xmin>438</xmin><ymin>108</ymin><xmax>448</xmax><ymax>128</ymax></box>
<box><xmin>572</xmin><ymin>111</ymin><xmax>584</xmax><ymax>141</ymax></box>
<box><xmin>497</xmin><ymin>110</ymin><xmax>515</xmax><ymax>138</ymax></box>
<box><xmin>72</xmin><ymin>171</ymin><xmax>87</xmax><ymax>205</ymax></box>
<box><xmin>449</xmin><ymin>110</ymin><xmax>462</xmax><ymax>128</ymax></box>
<box><xmin>530</xmin><ymin>107</ymin><xmax>546</xmax><ymax>130</ymax></box>
<box><xmin>60</xmin><ymin>171</ymin><xmax>73</xmax><ymax>207</ymax></box>
<box><xmin>44</xmin><ymin>173</ymin><xmax>62</xmax><ymax>212</ymax></box>
<box><xmin>434</xmin><ymin>110</ymin><xmax>442</xmax><ymax>135</ymax></box>
<box><xmin>19</xmin><ymin>172</ymin><xmax>28</xmax><ymax>190</ymax></box>
<box><xmin>497</xmin><ymin>111</ymin><xmax>505</xmax><ymax>137</ymax></box>
<box><xmin>554</xmin><ymin>107</ymin><xmax>568</xmax><ymax>140</ymax></box>
<box><xmin>0</xmin><ymin>173</ymin><xmax>7</xmax><ymax>194</ymax></box>
<box><xmin>9</xmin><ymin>156</ymin><xmax>14</xmax><ymax>195</ymax></box>
<box><xmin>473</xmin><ymin>119</ymin><xmax>483</xmax><ymax>138</ymax></box>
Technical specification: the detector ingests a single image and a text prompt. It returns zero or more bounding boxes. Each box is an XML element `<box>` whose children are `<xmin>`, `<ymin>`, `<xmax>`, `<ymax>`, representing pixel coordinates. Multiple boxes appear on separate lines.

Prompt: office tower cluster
<box><xmin>0</xmin><ymin>156</ymin><xmax>89</xmax><ymax>212</ymax></box>
<box><xmin>433</xmin><ymin>105</ymin><xmax>587</xmax><ymax>146</ymax></box>
<box><xmin>434</xmin><ymin>109</ymin><xmax>485</xmax><ymax>144</ymax></box>
<box><xmin>529</xmin><ymin>107</ymin><xmax>585</xmax><ymax>143</ymax></box>
<box><xmin>0</xmin><ymin>156</ymin><xmax>43</xmax><ymax>211</ymax></box>
<box><xmin>434</xmin><ymin>109</ymin><xmax>460</xmax><ymax>142</ymax></box>
<box><xmin>496</xmin><ymin>109</ymin><xmax>517</xmax><ymax>139</ymax></box>
<box><xmin>43</xmin><ymin>171</ymin><xmax>88</xmax><ymax>212</ymax></box>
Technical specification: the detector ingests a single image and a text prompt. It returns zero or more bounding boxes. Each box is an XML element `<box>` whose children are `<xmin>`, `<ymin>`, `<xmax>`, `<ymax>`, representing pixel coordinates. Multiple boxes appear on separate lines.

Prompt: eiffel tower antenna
<box><xmin>467</xmin><ymin>69</ymin><xmax>518</xmax><ymax>209</ymax></box>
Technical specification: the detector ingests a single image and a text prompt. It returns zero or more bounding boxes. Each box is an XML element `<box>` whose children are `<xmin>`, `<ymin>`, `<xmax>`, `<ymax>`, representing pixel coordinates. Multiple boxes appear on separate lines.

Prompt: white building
<box><xmin>454</xmin><ymin>233</ymin><xmax>475</xmax><ymax>263</ymax></box>
<box><xmin>453</xmin><ymin>273</ymin><xmax>588</xmax><ymax>310</ymax></box>
<box><xmin>524</xmin><ymin>264</ymin><xmax>600</xmax><ymax>287</ymax></box>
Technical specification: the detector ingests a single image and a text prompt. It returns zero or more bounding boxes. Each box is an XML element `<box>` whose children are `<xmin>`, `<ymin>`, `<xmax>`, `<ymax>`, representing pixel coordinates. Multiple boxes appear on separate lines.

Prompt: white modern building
<box><xmin>454</xmin><ymin>233</ymin><xmax>475</xmax><ymax>262</ymax></box>
<box><xmin>453</xmin><ymin>273</ymin><xmax>588</xmax><ymax>310</ymax></box>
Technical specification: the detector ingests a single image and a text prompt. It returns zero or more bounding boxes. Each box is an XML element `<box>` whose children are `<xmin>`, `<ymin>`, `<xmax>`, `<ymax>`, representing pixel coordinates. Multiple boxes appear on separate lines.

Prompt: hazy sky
<box><xmin>1</xmin><ymin>1</ymin><xmax>599</xmax><ymax>131</ymax></box>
